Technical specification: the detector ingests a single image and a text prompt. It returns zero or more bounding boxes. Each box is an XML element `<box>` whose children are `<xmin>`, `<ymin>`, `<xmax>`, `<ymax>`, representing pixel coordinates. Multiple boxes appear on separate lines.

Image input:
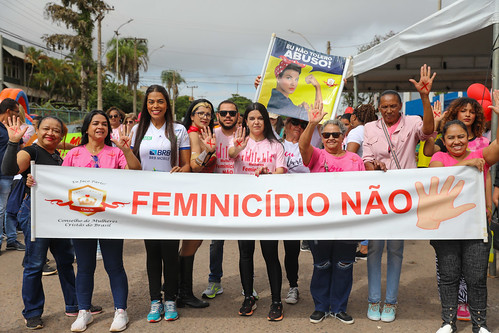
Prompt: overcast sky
<box><xmin>0</xmin><ymin>0</ymin><xmax>459</xmax><ymax>107</ymax></box>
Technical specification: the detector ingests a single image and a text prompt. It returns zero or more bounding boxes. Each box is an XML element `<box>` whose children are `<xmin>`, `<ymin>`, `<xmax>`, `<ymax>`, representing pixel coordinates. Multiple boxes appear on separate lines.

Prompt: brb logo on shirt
<box><xmin>149</xmin><ymin>150</ymin><xmax>170</xmax><ymax>160</ymax></box>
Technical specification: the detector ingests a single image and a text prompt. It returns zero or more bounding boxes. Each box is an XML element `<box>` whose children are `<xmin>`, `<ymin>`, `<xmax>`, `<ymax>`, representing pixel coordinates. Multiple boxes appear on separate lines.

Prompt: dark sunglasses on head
<box><xmin>109</xmin><ymin>114</ymin><xmax>120</xmax><ymax>119</ymax></box>
<box><xmin>290</xmin><ymin>118</ymin><xmax>308</xmax><ymax>129</ymax></box>
<box><xmin>219</xmin><ymin>110</ymin><xmax>238</xmax><ymax>117</ymax></box>
<box><xmin>321</xmin><ymin>132</ymin><xmax>342</xmax><ymax>139</ymax></box>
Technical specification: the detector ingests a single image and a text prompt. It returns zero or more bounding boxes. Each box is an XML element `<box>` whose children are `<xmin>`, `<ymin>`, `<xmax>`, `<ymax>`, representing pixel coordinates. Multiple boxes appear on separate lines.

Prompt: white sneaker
<box><xmin>241</xmin><ymin>288</ymin><xmax>259</xmax><ymax>300</ymax></box>
<box><xmin>109</xmin><ymin>309</ymin><xmax>129</xmax><ymax>332</ymax></box>
<box><xmin>285</xmin><ymin>287</ymin><xmax>299</xmax><ymax>304</ymax></box>
<box><xmin>478</xmin><ymin>328</ymin><xmax>491</xmax><ymax>333</ymax></box>
<box><xmin>436</xmin><ymin>324</ymin><xmax>454</xmax><ymax>333</ymax></box>
<box><xmin>71</xmin><ymin>310</ymin><xmax>93</xmax><ymax>332</ymax></box>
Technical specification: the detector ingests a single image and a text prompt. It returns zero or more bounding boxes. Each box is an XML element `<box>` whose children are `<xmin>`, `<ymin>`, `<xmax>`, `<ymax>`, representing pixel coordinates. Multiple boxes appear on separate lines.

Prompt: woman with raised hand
<box><xmin>175</xmin><ymin>99</ymin><xmax>218</xmax><ymax>309</ymax></box>
<box><xmin>62</xmin><ymin>110</ymin><xmax>141</xmax><ymax>332</ymax></box>
<box><xmin>130</xmin><ymin>85</ymin><xmax>191</xmax><ymax>323</ymax></box>
<box><xmin>229</xmin><ymin>102</ymin><xmax>287</xmax><ymax>321</ymax></box>
<box><xmin>1</xmin><ymin>114</ymin><xmax>87</xmax><ymax>330</ymax></box>
<box><xmin>427</xmin><ymin>90</ymin><xmax>499</xmax><ymax>333</ymax></box>
<box><xmin>299</xmin><ymin>101</ymin><xmax>365</xmax><ymax>325</ymax></box>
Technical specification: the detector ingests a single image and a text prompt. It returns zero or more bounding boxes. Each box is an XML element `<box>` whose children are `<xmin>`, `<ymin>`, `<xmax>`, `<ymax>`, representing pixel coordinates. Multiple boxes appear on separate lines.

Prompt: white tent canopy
<box><xmin>346</xmin><ymin>0</ymin><xmax>499</xmax><ymax>93</ymax></box>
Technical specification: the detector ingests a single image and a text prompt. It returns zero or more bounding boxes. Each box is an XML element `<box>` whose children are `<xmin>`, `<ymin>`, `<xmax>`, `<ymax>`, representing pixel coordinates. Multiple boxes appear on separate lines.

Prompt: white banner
<box><xmin>31</xmin><ymin>165</ymin><xmax>488</xmax><ymax>241</ymax></box>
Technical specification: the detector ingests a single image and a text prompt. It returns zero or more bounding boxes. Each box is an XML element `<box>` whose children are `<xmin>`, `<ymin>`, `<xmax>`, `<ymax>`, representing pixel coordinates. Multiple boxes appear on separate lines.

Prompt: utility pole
<box><xmin>126</xmin><ymin>37</ymin><xmax>147</xmax><ymax>115</ymax></box>
<box><xmin>326</xmin><ymin>41</ymin><xmax>331</xmax><ymax>55</ymax></box>
<box><xmin>187</xmin><ymin>85</ymin><xmax>198</xmax><ymax>102</ymax></box>
<box><xmin>96</xmin><ymin>6</ymin><xmax>113</xmax><ymax>110</ymax></box>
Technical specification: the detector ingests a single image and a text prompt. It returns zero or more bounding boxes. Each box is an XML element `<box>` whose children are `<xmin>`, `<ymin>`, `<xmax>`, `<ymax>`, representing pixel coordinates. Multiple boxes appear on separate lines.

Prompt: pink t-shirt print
<box><xmin>62</xmin><ymin>145</ymin><xmax>128</xmax><ymax>169</ymax></box>
<box><xmin>214</xmin><ymin>127</ymin><xmax>235</xmax><ymax>174</ymax></box>
<box><xmin>231</xmin><ymin>138</ymin><xmax>287</xmax><ymax>175</ymax></box>
<box><xmin>305</xmin><ymin>147</ymin><xmax>365</xmax><ymax>173</ymax></box>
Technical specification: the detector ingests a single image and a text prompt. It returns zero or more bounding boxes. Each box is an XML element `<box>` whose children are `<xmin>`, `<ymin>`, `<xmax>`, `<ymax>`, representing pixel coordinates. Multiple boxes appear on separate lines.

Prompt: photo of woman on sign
<box><xmin>266</xmin><ymin>56</ymin><xmax>323</xmax><ymax>120</ymax></box>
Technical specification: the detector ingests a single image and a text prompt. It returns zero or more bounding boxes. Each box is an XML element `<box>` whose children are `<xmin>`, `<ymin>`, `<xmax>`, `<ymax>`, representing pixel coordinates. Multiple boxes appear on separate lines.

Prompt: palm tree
<box><xmin>43</xmin><ymin>0</ymin><xmax>111</xmax><ymax>110</ymax></box>
<box><xmin>105</xmin><ymin>37</ymin><xmax>148</xmax><ymax>88</ymax></box>
<box><xmin>24</xmin><ymin>47</ymin><xmax>48</xmax><ymax>98</ymax></box>
<box><xmin>161</xmin><ymin>70</ymin><xmax>185</xmax><ymax>116</ymax></box>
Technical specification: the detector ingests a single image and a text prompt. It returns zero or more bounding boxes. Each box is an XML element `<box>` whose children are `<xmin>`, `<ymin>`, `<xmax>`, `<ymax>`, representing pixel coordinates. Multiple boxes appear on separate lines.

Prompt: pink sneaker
<box><xmin>457</xmin><ymin>303</ymin><xmax>471</xmax><ymax>321</ymax></box>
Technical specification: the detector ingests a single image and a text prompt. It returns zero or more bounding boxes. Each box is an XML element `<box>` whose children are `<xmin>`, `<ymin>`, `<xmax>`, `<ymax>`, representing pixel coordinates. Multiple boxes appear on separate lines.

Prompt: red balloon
<box><xmin>467</xmin><ymin>83</ymin><xmax>491</xmax><ymax>101</ymax></box>
<box><xmin>344</xmin><ymin>106</ymin><xmax>354</xmax><ymax>114</ymax></box>
<box><xmin>479</xmin><ymin>99</ymin><xmax>492</xmax><ymax>121</ymax></box>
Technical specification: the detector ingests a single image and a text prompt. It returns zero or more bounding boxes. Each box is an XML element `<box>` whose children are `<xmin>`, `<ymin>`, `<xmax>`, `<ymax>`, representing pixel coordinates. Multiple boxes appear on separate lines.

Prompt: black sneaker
<box><xmin>25</xmin><ymin>315</ymin><xmax>43</xmax><ymax>329</ymax></box>
<box><xmin>333</xmin><ymin>311</ymin><xmax>354</xmax><ymax>324</ymax></box>
<box><xmin>309</xmin><ymin>310</ymin><xmax>327</xmax><ymax>324</ymax></box>
<box><xmin>267</xmin><ymin>302</ymin><xmax>283</xmax><ymax>321</ymax></box>
<box><xmin>355</xmin><ymin>251</ymin><xmax>367</xmax><ymax>260</ymax></box>
<box><xmin>42</xmin><ymin>263</ymin><xmax>57</xmax><ymax>276</ymax></box>
<box><xmin>6</xmin><ymin>240</ymin><xmax>25</xmax><ymax>251</ymax></box>
<box><xmin>239</xmin><ymin>296</ymin><xmax>257</xmax><ymax>316</ymax></box>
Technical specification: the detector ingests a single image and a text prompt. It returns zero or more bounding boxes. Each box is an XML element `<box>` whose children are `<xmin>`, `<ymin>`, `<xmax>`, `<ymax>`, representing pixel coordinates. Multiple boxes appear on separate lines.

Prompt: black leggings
<box><xmin>144</xmin><ymin>240</ymin><xmax>179</xmax><ymax>302</ymax></box>
<box><xmin>284</xmin><ymin>240</ymin><xmax>300</xmax><ymax>288</ymax></box>
<box><xmin>238</xmin><ymin>240</ymin><xmax>282</xmax><ymax>303</ymax></box>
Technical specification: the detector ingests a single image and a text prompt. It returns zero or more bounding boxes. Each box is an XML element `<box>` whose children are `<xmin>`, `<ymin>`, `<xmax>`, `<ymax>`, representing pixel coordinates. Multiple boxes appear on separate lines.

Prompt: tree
<box><xmin>88</xmin><ymin>79</ymin><xmax>136</xmax><ymax>113</ymax></box>
<box><xmin>43</xmin><ymin>0</ymin><xmax>111</xmax><ymax>110</ymax></box>
<box><xmin>357</xmin><ymin>31</ymin><xmax>397</xmax><ymax>54</ymax></box>
<box><xmin>105</xmin><ymin>37</ymin><xmax>149</xmax><ymax>88</ymax></box>
<box><xmin>161</xmin><ymin>70</ymin><xmax>185</xmax><ymax>116</ymax></box>
<box><xmin>174</xmin><ymin>95</ymin><xmax>191</xmax><ymax>121</ymax></box>
<box><xmin>228</xmin><ymin>94</ymin><xmax>252</xmax><ymax>113</ymax></box>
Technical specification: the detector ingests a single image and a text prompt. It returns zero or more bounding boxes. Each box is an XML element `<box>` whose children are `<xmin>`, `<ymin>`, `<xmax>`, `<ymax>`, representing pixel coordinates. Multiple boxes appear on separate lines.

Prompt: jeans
<box><xmin>208</xmin><ymin>240</ymin><xmax>224</xmax><ymax>283</ymax></box>
<box><xmin>73</xmin><ymin>239</ymin><xmax>128</xmax><ymax>310</ymax></box>
<box><xmin>367</xmin><ymin>240</ymin><xmax>404</xmax><ymax>304</ymax></box>
<box><xmin>309</xmin><ymin>240</ymin><xmax>356</xmax><ymax>313</ymax></box>
<box><xmin>431</xmin><ymin>238</ymin><xmax>489</xmax><ymax>333</ymax></box>
<box><xmin>0</xmin><ymin>177</ymin><xmax>13</xmax><ymax>246</ymax></box>
<box><xmin>144</xmin><ymin>239</ymin><xmax>179</xmax><ymax>301</ymax></box>
<box><xmin>18</xmin><ymin>196</ymin><xmax>77</xmax><ymax>319</ymax></box>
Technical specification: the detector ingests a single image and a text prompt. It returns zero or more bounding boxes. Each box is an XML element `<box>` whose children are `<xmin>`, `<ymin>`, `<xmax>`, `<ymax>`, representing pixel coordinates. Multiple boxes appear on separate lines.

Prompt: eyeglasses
<box><xmin>126</xmin><ymin>120</ymin><xmax>135</xmax><ymax>124</ymax></box>
<box><xmin>321</xmin><ymin>132</ymin><xmax>342</xmax><ymax>139</ymax></box>
<box><xmin>195</xmin><ymin>112</ymin><xmax>212</xmax><ymax>119</ymax></box>
<box><xmin>109</xmin><ymin>114</ymin><xmax>120</xmax><ymax>119</ymax></box>
<box><xmin>91</xmin><ymin>155</ymin><xmax>100</xmax><ymax>168</ymax></box>
<box><xmin>218</xmin><ymin>110</ymin><xmax>238</xmax><ymax>117</ymax></box>
<box><xmin>290</xmin><ymin>119</ymin><xmax>308</xmax><ymax>129</ymax></box>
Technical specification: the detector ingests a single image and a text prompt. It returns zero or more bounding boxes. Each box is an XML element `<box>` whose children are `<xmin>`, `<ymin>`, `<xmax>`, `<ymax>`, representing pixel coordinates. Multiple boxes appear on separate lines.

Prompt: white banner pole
<box><xmin>30</xmin><ymin>161</ymin><xmax>36</xmax><ymax>241</ymax></box>
<box><xmin>254</xmin><ymin>33</ymin><xmax>276</xmax><ymax>102</ymax></box>
<box><xmin>331</xmin><ymin>56</ymin><xmax>351</xmax><ymax>120</ymax></box>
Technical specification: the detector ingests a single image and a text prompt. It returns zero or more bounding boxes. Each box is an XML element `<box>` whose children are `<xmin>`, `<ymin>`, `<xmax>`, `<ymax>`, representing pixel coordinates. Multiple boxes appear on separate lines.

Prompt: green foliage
<box><xmin>228</xmin><ymin>94</ymin><xmax>252</xmax><ymax>113</ymax></box>
<box><xmin>88</xmin><ymin>80</ymin><xmax>136</xmax><ymax>113</ymax></box>
<box><xmin>105</xmin><ymin>37</ymin><xmax>149</xmax><ymax>87</ymax></box>
<box><xmin>175</xmin><ymin>95</ymin><xmax>190</xmax><ymax>121</ymax></box>
<box><xmin>161</xmin><ymin>70</ymin><xmax>185</xmax><ymax>101</ymax></box>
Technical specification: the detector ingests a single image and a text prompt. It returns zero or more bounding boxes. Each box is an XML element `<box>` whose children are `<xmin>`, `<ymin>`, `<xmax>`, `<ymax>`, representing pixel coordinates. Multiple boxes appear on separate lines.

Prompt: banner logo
<box><xmin>46</xmin><ymin>185</ymin><xmax>129</xmax><ymax>216</ymax></box>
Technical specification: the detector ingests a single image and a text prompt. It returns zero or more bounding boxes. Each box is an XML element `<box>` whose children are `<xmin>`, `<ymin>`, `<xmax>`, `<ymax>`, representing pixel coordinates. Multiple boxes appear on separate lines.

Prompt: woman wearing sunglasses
<box><xmin>62</xmin><ymin>110</ymin><xmax>141</xmax><ymax>332</ymax></box>
<box><xmin>175</xmin><ymin>99</ymin><xmax>217</xmax><ymax>309</ymax></box>
<box><xmin>299</xmin><ymin>101</ymin><xmax>365</xmax><ymax>325</ymax></box>
<box><xmin>123</xmin><ymin>113</ymin><xmax>137</xmax><ymax>136</ymax></box>
<box><xmin>106</xmin><ymin>107</ymin><xmax>125</xmax><ymax>142</ymax></box>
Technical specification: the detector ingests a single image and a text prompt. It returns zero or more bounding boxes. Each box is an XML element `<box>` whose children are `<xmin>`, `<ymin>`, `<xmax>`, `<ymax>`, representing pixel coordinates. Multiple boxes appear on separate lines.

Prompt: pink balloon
<box><xmin>479</xmin><ymin>99</ymin><xmax>492</xmax><ymax>121</ymax></box>
<box><xmin>467</xmin><ymin>83</ymin><xmax>491</xmax><ymax>101</ymax></box>
<box><xmin>344</xmin><ymin>106</ymin><xmax>354</xmax><ymax>114</ymax></box>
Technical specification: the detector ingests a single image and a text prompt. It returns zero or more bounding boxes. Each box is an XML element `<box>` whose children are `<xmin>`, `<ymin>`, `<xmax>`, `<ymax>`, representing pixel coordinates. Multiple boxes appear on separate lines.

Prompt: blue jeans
<box><xmin>73</xmin><ymin>238</ymin><xmax>128</xmax><ymax>310</ymax></box>
<box><xmin>209</xmin><ymin>240</ymin><xmax>224</xmax><ymax>283</ymax></box>
<box><xmin>309</xmin><ymin>240</ymin><xmax>356</xmax><ymax>313</ymax></box>
<box><xmin>18</xmin><ymin>196</ymin><xmax>78</xmax><ymax>319</ymax></box>
<box><xmin>367</xmin><ymin>240</ymin><xmax>404</xmax><ymax>304</ymax></box>
<box><xmin>0</xmin><ymin>177</ymin><xmax>13</xmax><ymax>246</ymax></box>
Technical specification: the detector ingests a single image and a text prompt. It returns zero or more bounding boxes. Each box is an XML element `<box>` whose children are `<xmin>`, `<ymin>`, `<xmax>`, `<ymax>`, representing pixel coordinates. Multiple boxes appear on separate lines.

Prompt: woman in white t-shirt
<box><xmin>229</xmin><ymin>102</ymin><xmax>287</xmax><ymax>321</ymax></box>
<box><xmin>130</xmin><ymin>85</ymin><xmax>191</xmax><ymax>323</ymax></box>
<box><xmin>345</xmin><ymin>104</ymin><xmax>378</xmax><ymax>157</ymax></box>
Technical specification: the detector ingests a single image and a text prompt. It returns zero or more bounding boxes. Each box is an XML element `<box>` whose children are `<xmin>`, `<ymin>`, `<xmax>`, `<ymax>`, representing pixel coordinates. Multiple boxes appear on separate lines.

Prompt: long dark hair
<box><xmin>439</xmin><ymin>97</ymin><xmax>484</xmax><ymax>137</ymax></box>
<box><xmin>132</xmin><ymin>85</ymin><xmax>177</xmax><ymax>168</ymax></box>
<box><xmin>80</xmin><ymin>110</ymin><xmax>113</xmax><ymax>146</ymax></box>
<box><xmin>182</xmin><ymin>99</ymin><xmax>215</xmax><ymax>130</ymax></box>
<box><xmin>242</xmin><ymin>102</ymin><xmax>279</xmax><ymax>143</ymax></box>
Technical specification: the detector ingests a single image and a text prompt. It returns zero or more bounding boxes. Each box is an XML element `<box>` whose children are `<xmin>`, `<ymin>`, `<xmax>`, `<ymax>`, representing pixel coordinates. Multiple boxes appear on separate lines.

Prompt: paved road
<box><xmin>1</xmin><ymin>239</ymin><xmax>498</xmax><ymax>332</ymax></box>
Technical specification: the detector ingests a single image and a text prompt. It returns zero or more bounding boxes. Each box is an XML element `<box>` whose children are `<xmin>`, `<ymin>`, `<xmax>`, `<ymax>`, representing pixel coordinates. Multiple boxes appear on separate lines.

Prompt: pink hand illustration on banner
<box><xmin>414</xmin><ymin>176</ymin><xmax>476</xmax><ymax>230</ymax></box>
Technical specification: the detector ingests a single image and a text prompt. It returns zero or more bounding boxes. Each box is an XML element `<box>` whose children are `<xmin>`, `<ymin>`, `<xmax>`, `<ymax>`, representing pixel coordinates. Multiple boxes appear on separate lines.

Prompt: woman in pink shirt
<box><xmin>63</xmin><ymin>110</ymin><xmax>140</xmax><ymax>332</ymax></box>
<box><xmin>299</xmin><ymin>101</ymin><xmax>364</xmax><ymax>325</ymax></box>
<box><xmin>428</xmin><ymin>90</ymin><xmax>499</xmax><ymax>333</ymax></box>
<box><xmin>229</xmin><ymin>102</ymin><xmax>287</xmax><ymax>321</ymax></box>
